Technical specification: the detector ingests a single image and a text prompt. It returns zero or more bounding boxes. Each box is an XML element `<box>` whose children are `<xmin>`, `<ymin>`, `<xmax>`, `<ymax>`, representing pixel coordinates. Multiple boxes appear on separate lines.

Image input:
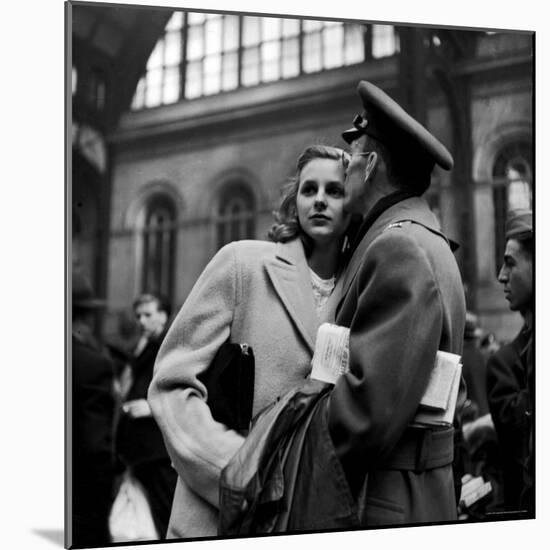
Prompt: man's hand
<box><xmin>462</xmin><ymin>413</ymin><xmax>495</xmax><ymax>443</ymax></box>
<box><xmin>343</xmin><ymin>135</ymin><xmax>377</xmax><ymax>215</ymax></box>
<box><xmin>122</xmin><ymin>398</ymin><xmax>152</xmax><ymax>418</ymax></box>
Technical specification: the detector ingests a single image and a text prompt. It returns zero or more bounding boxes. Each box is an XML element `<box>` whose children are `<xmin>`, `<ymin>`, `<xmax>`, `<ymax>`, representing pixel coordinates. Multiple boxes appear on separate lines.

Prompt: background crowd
<box><xmin>71</xmin><ymin>285</ymin><xmax>176</xmax><ymax>546</ymax></box>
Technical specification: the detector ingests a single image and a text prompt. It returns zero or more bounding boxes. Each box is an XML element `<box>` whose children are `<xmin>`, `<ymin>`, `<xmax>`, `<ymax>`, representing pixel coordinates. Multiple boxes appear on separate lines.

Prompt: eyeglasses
<box><xmin>341</xmin><ymin>150</ymin><xmax>374</xmax><ymax>171</ymax></box>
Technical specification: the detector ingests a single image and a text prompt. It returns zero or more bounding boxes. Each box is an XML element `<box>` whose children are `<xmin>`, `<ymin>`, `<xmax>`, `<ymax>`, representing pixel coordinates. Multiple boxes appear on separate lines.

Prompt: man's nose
<box><xmin>498</xmin><ymin>266</ymin><xmax>507</xmax><ymax>283</ymax></box>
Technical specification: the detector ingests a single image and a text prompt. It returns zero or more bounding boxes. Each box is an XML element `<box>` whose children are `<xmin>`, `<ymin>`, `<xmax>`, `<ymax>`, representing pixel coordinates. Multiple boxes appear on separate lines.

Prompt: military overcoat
<box><xmin>327</xmin><ymin>196</ymin><xmax>466</xmax><ymax>526</ymax></box>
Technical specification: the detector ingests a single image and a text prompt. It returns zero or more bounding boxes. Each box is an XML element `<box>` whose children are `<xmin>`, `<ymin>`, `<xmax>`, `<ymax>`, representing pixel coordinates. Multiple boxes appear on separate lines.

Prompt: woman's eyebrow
<box><xmin>327</xmin><ymin>180</ymin><xmax>345</xmax><ymax>186</ymax></box>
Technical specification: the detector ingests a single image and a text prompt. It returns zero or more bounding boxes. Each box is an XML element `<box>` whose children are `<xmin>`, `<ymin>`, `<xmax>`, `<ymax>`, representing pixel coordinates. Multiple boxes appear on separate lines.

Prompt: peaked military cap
<box><xmin>342</xmin><ymin>80</ymin><xmax>454</xmax><ymax>172</ymax></box>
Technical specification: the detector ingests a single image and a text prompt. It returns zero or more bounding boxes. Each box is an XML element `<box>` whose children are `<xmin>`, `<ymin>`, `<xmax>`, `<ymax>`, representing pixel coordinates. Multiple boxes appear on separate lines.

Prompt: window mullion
<box><xmin>201</xmin><ymin>19</ymin><xmax>206</xmax><ymax>97</ymax></box>
<box><xmin>278</xmin><ymin>25</ymin><xmax>283</xmax><ymax>78</ymax></box>
<box><xmin>258</xmin><ymin>19</ymin><xmax>264</xmax><ymax>83</ymax></box>
<box><xmin>320</xmin><ymin>24</ymin><xmax>325</xmax><ymax>69</ymax></box>
<box><xmin>161</xmin><ymin>221</ymin><xmax>169</xmax><ymax>295</ymax></box>
<box><xmin>298</xmin><ymin>19</ymin><xmax>304</xmax><ymax>75</ymax></box>
<box><xmin>180</xmin><ymin>12</ymin><xmax>188</xmax><ymax>101</ymax></box>
<box><xmin>142</xmin><ymin>226</ymin><xmax>149</xmax><ymax>291</ymax></box>
<box><xmin>220</xmin><ymin>16</ymin><xmax>225</xmax><ymax>90</ymax></box>
<box><xmin>237</xmin><ymin>17</ymin><xmax>243</xmax><ymax>88</ymax></box>
<box><xmin>364</xmin><ymin>24</ymin><xmax>373</xmax><ymax>59</ymax></box>
<box><xmin>161</xmin><ymin>37</ymin><xmax>167</xmax><ymax>104</ymax></box>
<box><xmin>220</xmin><ymin>16</ymin><xmax>226</xmax><ymax>91</ymax></box>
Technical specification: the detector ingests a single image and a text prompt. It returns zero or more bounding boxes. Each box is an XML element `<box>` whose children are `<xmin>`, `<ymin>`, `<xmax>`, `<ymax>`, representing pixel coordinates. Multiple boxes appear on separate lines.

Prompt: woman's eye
<box><xmin>328</xmin><ymin>186</ymin><xmax>344</xmax><ymax>197</ymax></box>
<box><xmin>300</xmin><ymin>184</ymin><xmax>316</xmax><ymax>195</ymax></box>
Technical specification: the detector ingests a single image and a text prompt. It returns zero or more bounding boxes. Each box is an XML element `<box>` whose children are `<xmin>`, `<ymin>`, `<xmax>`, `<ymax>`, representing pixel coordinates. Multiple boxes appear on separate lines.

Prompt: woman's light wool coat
<box><xmin>148</xmin><ymin>238</ymin><xmax>319</xmax><ymax>538</ymax></box>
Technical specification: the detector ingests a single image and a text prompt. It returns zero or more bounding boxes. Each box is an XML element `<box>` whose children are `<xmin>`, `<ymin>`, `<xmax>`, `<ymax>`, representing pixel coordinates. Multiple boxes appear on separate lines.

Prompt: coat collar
<box><xmin>330</xmin><ymin>196</ymin><xmax>440</xmax><ymax>319</ymax></box>
<box><xmin>264</xmin><ymin>239</ymin><xmax>318</xmax><ymax>353</ymax></box>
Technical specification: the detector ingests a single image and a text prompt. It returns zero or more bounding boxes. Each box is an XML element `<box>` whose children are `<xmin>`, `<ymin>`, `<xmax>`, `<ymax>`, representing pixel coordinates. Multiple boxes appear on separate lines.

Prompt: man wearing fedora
<box><xmin>71</xmin><ymin>271</ymin><xmax>116</xmax><ymax>546</ymax></box>
<box><xmin>486</xmin><ymin>209</ymin><xmax>534</xmax><ymax>515</ymax></box>
<box><xmin>323</xmin><ymin>81</ymin><xmax>466</xmax><ymax>526</ymax></box>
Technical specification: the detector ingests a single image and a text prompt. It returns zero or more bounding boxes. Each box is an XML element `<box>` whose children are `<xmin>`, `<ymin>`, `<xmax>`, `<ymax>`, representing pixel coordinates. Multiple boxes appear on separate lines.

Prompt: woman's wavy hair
<box><xmin>268</xmin><ymin>144</ymin><xmax>358</xmax><ymax>260</ymax></box>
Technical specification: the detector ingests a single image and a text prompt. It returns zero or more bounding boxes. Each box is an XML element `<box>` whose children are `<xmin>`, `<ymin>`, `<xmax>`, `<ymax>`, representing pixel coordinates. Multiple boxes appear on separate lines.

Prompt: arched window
<box><xmin>216</xmin><ymin>184</ymin><xmax>256</xmax><ymax>248</ymax></box>
<box><xmin>492</xmin><ymin>141</ymin><xmax>532</xmax><ymax>273</ymax></box>
<box><xmin>141</xmin><ymin>194</ymin><xmax>177</xmax><ymax>301</ymax></box>
<box><xmin>131</xmin><ymin>12</ymin><xmax>402</xmax><ymax>109</ymax></box>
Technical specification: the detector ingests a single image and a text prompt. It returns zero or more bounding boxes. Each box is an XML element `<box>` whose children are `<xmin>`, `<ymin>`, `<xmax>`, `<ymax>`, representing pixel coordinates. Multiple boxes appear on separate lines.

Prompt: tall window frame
<box><xmin>132</xmin><ymin>11</ymin><xmax>185</xmax><ymax>108</ymax></box>
<box><xmin>140</xmin><ymin>193</ymin><xmax>178</xmax><ymax>302</ymax></box>
<box><xmin>131</xmin><ymin>12</ymin><xmax>400</xmax><ymax>109</ymax></box>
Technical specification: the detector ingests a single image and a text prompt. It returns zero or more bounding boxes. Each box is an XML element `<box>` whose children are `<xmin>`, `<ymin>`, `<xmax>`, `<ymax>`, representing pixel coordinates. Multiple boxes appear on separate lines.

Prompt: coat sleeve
<box><xmin>75</xmin><ymin>352</ymin><xmax>116</xmax><ymax>471</ymax></box>
<box><xmin>148</xmin><ymin>243</ymin><xmax>245</xmax><ymax>508</ymax></box>
<box><xmin>328</xmin><ymin>231</ymin><xmax>444</xmax><ymax>488</ymax></box>
<box><xmin>486</xmin><ymin>346</ymin><xmax>530</xmax><ymax>440</ymax></box>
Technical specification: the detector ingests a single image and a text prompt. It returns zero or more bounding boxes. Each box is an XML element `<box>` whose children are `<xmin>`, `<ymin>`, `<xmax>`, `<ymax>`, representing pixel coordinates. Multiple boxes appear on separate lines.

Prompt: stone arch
<box><xmin>124</xmin><ymin>180</ymin><xmax>185</xmax><ymax>231</ymax></box>
<box><xmin>471</xmin><ymin>121</ymin><xmax>533</xmax><ymax>285</ymax></box>
<box><xmin>192</xmin><ymin>167</ymin><xmax>263</xmax><ymax>245</ymax></box>
<box><xmin>196</xmin><ymin>166</ymin><xmax>266</xmax><ymax>220</ymax></box>
<box><xmin>123</xmin><ymin>180</ymin><xmax>184</xmax><ymax>302</ymax></box>
<box><xmin>473</xmin><ymin>121</ymin><xmax>532</xmax><ymax>183</ymax></box>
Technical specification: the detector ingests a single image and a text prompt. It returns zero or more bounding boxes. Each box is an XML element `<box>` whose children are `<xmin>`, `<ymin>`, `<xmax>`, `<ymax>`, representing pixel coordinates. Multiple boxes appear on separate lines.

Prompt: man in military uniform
<box><xmin>326</xmin><ymin>81</ymin><xmax>466</xmax><ymax>525</ymax></box>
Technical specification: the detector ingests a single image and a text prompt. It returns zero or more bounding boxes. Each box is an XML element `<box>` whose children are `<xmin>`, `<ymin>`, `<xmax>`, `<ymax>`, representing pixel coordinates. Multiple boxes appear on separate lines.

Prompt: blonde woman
<box><xmin>148</xmin><ymin>145</ymin><xmax>356</xmax><ymax>538</ymax></box>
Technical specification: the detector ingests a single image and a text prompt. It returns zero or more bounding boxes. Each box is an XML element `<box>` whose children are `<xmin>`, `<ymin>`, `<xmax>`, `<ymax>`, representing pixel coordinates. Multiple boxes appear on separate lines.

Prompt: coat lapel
<box><xmin>264</xmin><ymin>240</ymin><xmax>319</xmax><ymax>353</ymax></box>
<box><xmin>333</xmin><ymin>197</ymin><xmax>440</xmax><ymax>318</ymax></box>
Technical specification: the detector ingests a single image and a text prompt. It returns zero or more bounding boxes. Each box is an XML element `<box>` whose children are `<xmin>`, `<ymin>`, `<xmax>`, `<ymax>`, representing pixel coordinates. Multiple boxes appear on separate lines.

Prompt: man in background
<box><xmin>71</xmin><ymin>271</ymin><xmax>116</xmax><ymax>547</ymax></box>
<box><xmin>115</xmin><ymin>293</ymin><xmax>177</xmax><ymax>538</ymax></box>
<box><xmin>486</xmin><ymin>209</ymin><xmax>534</xmax><ymax>515</ymax></box>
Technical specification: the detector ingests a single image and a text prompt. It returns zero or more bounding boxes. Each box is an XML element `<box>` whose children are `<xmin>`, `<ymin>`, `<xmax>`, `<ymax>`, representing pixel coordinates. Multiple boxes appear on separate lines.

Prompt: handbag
<box><xmin>108</xmin><ymin>469</ymin><xmax>159</xmax><ymax>542</ymax></box>
<box><xmin>198</xmin><ymin>341</ymin><xmax>255</xmax><ymax>434</ymax></box>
